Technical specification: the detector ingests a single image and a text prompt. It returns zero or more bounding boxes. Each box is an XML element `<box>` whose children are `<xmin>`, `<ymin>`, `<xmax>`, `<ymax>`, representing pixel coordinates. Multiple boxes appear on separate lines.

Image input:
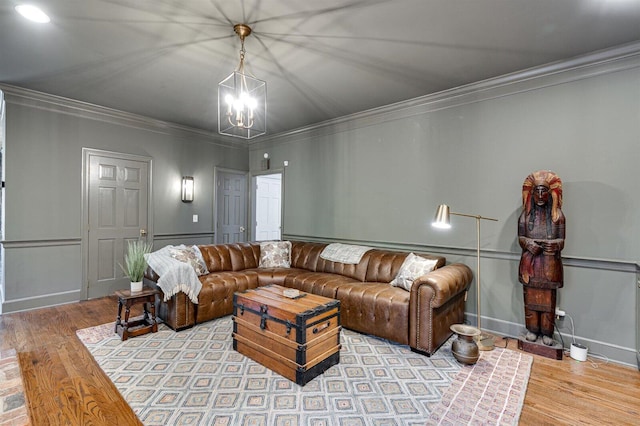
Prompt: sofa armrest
<box><xmin>411</xmin><ymin>263</ymin><xmax>473</xmax><ymax>308</ymax></box>
<box><xmin>143</xmin><ymin>267</ymin><xmax>196</xmax><ymax>331</ymax></box>
<box><xmin>144</xmin><ymin>265</ymin><xmax>160</xmax><ymax>282</ymax></box>
<box><xmin>408</xmin><ymin>263</ymin><xmax>473</xmax><ymax>354</ymax></box>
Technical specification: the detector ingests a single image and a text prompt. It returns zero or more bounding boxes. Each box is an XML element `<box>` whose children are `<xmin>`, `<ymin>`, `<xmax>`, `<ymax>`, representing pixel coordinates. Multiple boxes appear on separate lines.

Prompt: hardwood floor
<box><xmin>0</xmin><ymin>296</ymin><xmax>141</xmax><ymax>425</ymax></box>
<box><xmin>1</xmin><ymin>296</ymin><xmax>639</xmax><ymax>425</ymax></box>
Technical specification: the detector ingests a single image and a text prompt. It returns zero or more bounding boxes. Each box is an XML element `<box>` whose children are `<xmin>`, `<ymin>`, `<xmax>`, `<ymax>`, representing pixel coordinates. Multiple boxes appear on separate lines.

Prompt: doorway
<box><xmin>252</xmin><ymin>172</ymin><xmax>282</xmax><ymax>241</ymax></box>
<box><xmin>83</xmin><ymin>149</ymin><xmax>152</xmax><ymax>299</ymax></box>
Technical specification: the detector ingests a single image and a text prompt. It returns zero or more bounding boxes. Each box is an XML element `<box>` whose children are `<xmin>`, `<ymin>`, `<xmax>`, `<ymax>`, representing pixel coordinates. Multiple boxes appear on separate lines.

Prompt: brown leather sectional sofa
<box><xmin>144</xmin><ymin>240</ymin><xmax>473</xmax><ymax>355</ymax></box>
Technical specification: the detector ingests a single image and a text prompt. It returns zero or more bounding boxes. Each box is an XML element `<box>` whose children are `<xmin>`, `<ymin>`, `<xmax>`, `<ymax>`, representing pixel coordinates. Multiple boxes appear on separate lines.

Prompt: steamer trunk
<box><xmin>232</xmin><ymin>285</ymin><xmax>341</xmax><ymax>386</ymax></box>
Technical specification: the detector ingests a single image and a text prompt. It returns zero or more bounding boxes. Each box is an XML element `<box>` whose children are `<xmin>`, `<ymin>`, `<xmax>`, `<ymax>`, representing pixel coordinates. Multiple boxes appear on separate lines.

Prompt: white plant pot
<box><xmin>130</xmin><ymin>281</ymin><xmax>143</xmax><ymax>292</ymax></box>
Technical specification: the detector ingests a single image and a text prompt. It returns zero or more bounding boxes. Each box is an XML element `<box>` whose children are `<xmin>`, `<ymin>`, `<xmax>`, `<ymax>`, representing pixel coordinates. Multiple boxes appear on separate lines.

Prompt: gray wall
<box><xmin>250</xmin><ymin>44</ymin><xmax>640</xmax><ymax>366</ymax></box>
<box><xmin>2</xmin><ymin>43</ymin><xmax>638</xmax><ymax>367</ymax></box>
<box><xmin>1</xmin><ymin>87</ymin><xmax>248</xmax><ymax>312</ymax></box>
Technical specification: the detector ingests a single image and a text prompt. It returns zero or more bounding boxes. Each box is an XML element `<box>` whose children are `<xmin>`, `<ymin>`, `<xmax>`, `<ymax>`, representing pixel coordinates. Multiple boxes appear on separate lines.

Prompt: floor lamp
<box><xmin>432</xmin><ymin>204</ymin><xmax>498</xmax><ymax>351</ymax></box>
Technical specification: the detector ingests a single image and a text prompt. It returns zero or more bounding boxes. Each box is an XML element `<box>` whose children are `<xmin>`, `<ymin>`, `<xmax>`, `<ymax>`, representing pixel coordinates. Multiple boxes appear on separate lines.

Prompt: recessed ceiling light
<box><xmin>15</xmin><ymin>4</ymin><xmax>51</xmax><ymax>23</ymax></box>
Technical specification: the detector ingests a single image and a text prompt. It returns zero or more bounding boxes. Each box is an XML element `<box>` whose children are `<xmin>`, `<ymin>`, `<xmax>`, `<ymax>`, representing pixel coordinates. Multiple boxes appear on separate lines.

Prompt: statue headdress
<box><xmin>522</xmin><ymin>170</ymin><xmax>563</xmax><ymax>223</ymax></box>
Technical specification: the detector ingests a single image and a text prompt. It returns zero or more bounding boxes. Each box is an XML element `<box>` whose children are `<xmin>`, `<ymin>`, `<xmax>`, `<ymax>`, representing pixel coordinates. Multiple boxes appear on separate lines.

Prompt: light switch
<box><xmin>192</xmin><ymin>214</ymin><xmax>198</xmax><ymax>223</ymax></box>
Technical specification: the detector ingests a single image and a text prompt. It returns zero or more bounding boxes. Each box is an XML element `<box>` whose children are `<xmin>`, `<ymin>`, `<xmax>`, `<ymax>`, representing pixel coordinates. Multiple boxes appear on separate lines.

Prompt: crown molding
<box><xmin>3</xmin><ymin>40</ymin><xmax>639</xmax><ymax>150</ymax></box>
<box><xmin>255</xmin><ymin>41</ymin><xmax>640</xmax><ymax>146</ymax></box>
<box><xmin>0</xmin><ymin>84</ymin><xmax>247</xmax><ymax>150</ymax></box>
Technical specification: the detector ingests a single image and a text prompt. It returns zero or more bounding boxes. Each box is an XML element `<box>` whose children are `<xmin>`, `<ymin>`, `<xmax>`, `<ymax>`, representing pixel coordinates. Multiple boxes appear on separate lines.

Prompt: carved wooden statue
<box><xmin>518</xmin><ymin>170</ymin><xmax>565</xmax><ymax>346</ymax></box>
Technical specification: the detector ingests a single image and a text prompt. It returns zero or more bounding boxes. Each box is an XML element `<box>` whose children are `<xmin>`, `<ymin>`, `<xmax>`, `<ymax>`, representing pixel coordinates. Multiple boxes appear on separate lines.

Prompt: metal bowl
<box><xmin>450</xmin><ymin>324</ymin><xmax>481</xmax><ymax>337</ymax></box>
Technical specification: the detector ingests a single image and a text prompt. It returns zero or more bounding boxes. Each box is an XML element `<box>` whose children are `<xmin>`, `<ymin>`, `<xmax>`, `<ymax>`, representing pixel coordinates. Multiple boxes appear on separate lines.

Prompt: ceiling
<box><xmin>2</xmin><ymin>0</ymin><xmax>640</xmax><ymax>137</ymax></box>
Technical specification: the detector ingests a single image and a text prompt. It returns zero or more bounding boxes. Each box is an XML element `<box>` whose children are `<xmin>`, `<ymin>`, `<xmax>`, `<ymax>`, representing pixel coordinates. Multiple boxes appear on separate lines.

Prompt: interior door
<box><xmin>216</xmin><ymin>170</ymin><xmax>248</xmax><ymax>243</ymax></box>
<box><xmin>87</xmin><ymin>153</ymin><xmax>149</xmax><ymax>298</ymax></box>
<box><xmin>254</xmin><ymin>174</ymin><xmax>282</xmax><ymax>241</ymax></box>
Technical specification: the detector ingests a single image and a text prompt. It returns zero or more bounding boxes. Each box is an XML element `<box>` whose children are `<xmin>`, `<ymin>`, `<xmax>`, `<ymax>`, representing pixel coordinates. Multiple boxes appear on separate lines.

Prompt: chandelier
<box><xmin>218</xmin><ymin>24</ymin><xmax>266</xmax><ymax>139</ymax></box>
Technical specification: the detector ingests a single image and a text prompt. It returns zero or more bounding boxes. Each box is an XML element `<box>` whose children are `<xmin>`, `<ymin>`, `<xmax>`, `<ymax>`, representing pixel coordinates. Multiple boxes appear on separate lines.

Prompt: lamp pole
<box><xmin>447</xmin><ymin>211</ymin><xmax>498</xmax><ymax>348</ymax></box>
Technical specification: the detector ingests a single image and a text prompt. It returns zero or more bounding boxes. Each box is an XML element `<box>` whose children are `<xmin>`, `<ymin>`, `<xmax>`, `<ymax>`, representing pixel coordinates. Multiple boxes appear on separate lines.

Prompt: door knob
<box><xmin>140</xmin><ymin>229</ymin><xmax>147</xmax><ymax>236</ymax></box>
<box><xmin>240</xmin><ymin>226</ymin><xmax>246</xmax><ymax>233</ymax></box>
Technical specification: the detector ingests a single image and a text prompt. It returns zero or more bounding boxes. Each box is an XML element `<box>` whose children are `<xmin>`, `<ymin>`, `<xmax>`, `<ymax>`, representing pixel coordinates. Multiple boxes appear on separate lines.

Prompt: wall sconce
<box><xmin>181</xmin><ymin>176</ymin><xmax>194</xmax><ymax>202</ymax></box>
<box><xmin>261</xmin><ymin>153</ymin><xmax>270</xmax><ymax>170</ymax></box>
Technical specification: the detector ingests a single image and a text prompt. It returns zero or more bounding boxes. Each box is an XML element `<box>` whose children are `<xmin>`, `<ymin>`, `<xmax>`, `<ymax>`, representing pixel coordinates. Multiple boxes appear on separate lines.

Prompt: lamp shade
<box><xmin>432</xmin><ymin>204</ymin><xmax>452</xmax><ymax>229</ymax></box>
<box><xmin>181</xmin><ymin>176</ymin><xmax>194</xmax><ymax>202</ymax></box>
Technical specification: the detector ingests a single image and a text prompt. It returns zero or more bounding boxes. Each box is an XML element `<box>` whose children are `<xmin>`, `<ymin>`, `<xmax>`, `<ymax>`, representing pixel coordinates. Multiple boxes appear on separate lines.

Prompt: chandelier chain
<box><xmin>238</xmin><ymin>37</ymin><xmax>246</xmax><ymax>73</ymax></box>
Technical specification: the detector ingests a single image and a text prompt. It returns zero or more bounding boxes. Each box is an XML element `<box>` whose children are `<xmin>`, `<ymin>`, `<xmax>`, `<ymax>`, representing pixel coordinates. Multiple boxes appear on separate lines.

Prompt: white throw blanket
<box><xmin>320</xmin><ymin>243</ymin><xmax>373</xmax><ymax>264</ymax></box>
<box><xmin>144</xmin><ymin>245</ymin><xmax>202</xmax><ymax>304</ymax></box>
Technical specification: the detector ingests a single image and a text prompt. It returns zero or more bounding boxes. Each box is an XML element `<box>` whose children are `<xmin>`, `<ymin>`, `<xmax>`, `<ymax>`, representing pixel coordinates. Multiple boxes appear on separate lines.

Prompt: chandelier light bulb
<box><xmin>15</xmin><ymin>4</ymin><xmax>50</xmax><ymax>23</ymax></box>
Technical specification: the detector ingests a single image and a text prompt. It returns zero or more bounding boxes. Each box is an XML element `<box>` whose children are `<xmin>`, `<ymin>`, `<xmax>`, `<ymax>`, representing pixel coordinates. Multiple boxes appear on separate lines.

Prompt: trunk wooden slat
<box><xmin>232</xmin><ymin>285</ymin><xmax>341</xmax><ymax>385</ymax></box>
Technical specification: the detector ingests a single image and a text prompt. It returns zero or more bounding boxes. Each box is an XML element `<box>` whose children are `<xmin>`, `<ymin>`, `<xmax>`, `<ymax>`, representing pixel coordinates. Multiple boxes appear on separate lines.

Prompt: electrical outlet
<box><xmin>555</xmin><ymin>307</ymin><xmax>565</xmax><ymax>318</ymax></box>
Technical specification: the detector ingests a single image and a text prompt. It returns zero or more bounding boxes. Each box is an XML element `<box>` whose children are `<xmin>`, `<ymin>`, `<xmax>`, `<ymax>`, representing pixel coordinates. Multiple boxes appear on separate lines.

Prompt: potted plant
<box><xmin>120</xmin><ymin>240</ymin><xmax>153</xmax><ymax>292</ymax></box>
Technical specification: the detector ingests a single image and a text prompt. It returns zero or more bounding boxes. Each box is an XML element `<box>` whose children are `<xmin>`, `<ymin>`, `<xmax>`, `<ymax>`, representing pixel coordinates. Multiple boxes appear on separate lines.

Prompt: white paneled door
<box><xmin>86</xmin><ymin>152</ymin><xmax>149</xmax><ymax>299</ymax></box>
<box><xmin>216</xmin><ymin>170</ymin><xmax>248</xmax><ymax>244</ymax></box>
<box><xmin>255</xmin><ymin>174</ymin><xmax>282</xmax><ymax>241</ymax></box>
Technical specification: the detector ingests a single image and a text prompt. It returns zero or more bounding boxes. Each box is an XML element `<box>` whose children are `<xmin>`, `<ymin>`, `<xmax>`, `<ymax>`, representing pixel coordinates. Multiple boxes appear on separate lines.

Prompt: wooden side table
<box><xmin>115</xmin><ymin>287</ymin><xmax>160</xmax><ymax>341</ymax></box>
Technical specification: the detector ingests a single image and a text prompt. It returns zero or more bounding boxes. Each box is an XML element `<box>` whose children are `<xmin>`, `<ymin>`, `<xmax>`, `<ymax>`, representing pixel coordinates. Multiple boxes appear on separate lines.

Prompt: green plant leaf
<box><xmin>119</xmin><ymin>240</ymin><xmax>153</xmax><ymax>282</ymax></box>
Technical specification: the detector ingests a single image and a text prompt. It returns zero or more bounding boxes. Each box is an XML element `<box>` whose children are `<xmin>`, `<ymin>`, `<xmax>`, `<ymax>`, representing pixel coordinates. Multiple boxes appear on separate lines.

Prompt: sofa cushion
<box><xmin>259</xmin><ymin>241</ymin><xmax>292</xmax><ymax>268</ymax></box>
<box><xmin>336</xmin><ymin>283</ymin><xmax>410</xmax><ymax>345</ymax></box>
<box><xmin>196</xmin><ymin>270</ymin><xmax>260</xmax><ymax>322</ymax></box>
<box><xmin>251</xmin><ymin>267</ymin><xmax>307</xmax><ymax>287</ymax></box>
<box><xmin>390</xmin><ymin>253</ymin><xmax>439</xmax><ymax>291</ymax></box>
<box><xmin>283</xmin><ymin>271</ymin><xmax>361</xmax><ymax>299</ymax></box>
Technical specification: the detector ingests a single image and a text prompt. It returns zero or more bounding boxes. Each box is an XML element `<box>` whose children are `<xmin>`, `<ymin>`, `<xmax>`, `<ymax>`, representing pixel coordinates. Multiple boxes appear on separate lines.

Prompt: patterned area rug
<box><xmin>0</xmin><ymin>349</ymin><xmax>30</xmax><ymax>426</ymax></box>
<box><xmin>77</xmin><ymin>318</ymin><xmax>531</xmax><ymax>425</ymax></box>
<box><xmin>428</xmin><ymin>347</ymin><xmax>532</xmax><ymax>425</ymax></box>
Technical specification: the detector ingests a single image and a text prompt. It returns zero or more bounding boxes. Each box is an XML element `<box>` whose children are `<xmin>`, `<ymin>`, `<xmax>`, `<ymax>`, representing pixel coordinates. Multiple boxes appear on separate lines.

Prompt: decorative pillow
<box><xmin>390</xmin><ymin>253</ymin><xmax>439</xmax><ymax>291</ymax></box>
<box><xmin>169</xmin><ymin>246</ymin><xmax>209</xmax><ymax>276</ymax></box>
<box><xmin>259</xmin><ymin>241</ymin><xmax>292</xmax><ymax>268</ymax></box>
<box><xmin>191</xmin><ymin>245</ymin><xmax>209</xmax><ymax>273</ymax></box>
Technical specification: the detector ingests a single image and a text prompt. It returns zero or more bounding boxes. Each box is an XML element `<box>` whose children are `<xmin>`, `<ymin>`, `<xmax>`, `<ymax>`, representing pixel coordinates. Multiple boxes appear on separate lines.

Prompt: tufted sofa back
<box><xmin>290</xmin><ymin>241</ymin><xmax>370</xmax><ymax>281</ymax></box>
<box><xmin>289</xmin><ymin>241</ymin><xmax>325</xmax><ymax>270</ymax></box>
<box><xmin>198</xmin><ymin>242</ymin><xmax>260</xmax><ymax>272</ymax></box>
<box><xmin>364</xmin><ymin>249</ymin><xmax>445</xmax><ymax>283</ymax></box>
<box><xmin>197</xmin><ymin>241</ymin><xmax>446</xmax><ymax>284</ymax></box>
